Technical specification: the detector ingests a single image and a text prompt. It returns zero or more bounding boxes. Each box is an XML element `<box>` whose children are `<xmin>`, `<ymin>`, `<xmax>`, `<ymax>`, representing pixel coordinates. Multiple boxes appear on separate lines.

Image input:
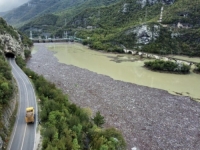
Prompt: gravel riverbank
<box><xmin>27</xmin><ymin>43</ymin><xmax>200</xmax><ymax>150</ymax></box>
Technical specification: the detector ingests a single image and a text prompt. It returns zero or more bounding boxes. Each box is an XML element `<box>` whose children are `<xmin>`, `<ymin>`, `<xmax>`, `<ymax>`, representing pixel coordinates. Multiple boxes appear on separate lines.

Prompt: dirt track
<box><xmin>27</xmin><ymin>43</ymin><xmax>200</xmax><ymax>150</ymax></box>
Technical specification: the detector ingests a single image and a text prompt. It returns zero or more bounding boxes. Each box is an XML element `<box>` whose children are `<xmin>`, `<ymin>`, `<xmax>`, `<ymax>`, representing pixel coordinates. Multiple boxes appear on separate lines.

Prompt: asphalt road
<box><xmin>7</xmin><ymin>58</ymin><xmax>37</xmax><ymax>150</ymax></box>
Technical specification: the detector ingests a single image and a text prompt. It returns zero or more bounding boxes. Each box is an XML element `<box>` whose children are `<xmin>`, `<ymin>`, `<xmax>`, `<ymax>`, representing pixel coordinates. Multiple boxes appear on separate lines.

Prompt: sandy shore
<box><xmin>27</xmin><ymin>43</ymin><xmax>200</xmax><ymax>150</ymax></box>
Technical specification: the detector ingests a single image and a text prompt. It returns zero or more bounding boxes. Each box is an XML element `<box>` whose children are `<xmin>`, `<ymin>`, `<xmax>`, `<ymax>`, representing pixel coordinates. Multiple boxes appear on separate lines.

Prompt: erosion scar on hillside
<box><xmin>27</xmin><ymin>43</ymin><xmax>200</xmax><ymax>150</ymax></box>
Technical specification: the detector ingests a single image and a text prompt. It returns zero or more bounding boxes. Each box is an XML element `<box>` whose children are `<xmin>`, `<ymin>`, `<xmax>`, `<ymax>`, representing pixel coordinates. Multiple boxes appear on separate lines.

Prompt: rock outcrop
<box><xmin>0</xmin><ymin>136</ymin><xmax>2</xmax><ymax>150</ymax></box>
<box><xmin>125</xmin><ymin>24</ymin><xmax>160</xmax><ymax>45</ymax></box>
<box><xmin>163</xmin><ymin>0</ymin><xmax>175</xmax><ymax>4</ymax></box>
<box><xmin>137</xmin><ymin>0</ymin><xmax>175</xmax><ymax>8</ymax></box>
<box><xmin>0</xmin><ymin>33</ymin><xmax>25</xmax><ymax>58</ymax></box>
<box><xmin>122</xmin><ymin>3</ymin><xmax>129</xmax><ymax>13</ymax></box>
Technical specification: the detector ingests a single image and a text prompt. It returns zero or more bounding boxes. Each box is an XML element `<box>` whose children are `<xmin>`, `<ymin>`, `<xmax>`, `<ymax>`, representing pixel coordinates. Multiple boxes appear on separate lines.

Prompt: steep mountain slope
<box><xmin>2</xmin><ymin>0</ymin><xmax>120</xmax><ymax>27</ymax></box>
<box><xmin>2</xmin><ymin>0</ymin><xmax>85</xmax><ymax>26</ymax></box>
<box><xmin>18</xmin><ymin>0</ymin><xmax>200</xmax><ymax>56</ymax></box>
<box><xmin>64</xmin><ymin>0</ymin><xmax>200</xmax><ymax>56</ymax></box>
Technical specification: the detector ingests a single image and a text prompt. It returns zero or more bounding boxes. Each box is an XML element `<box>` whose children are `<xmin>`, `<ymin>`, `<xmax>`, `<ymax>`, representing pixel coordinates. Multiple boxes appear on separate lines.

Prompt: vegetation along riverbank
<box><xmin>194</xmin><ymin>63</ymin><xmax>200</xmax><ymax>73</ymax></box>
<box><xmin>45</xmin><ymin>42</ymin><xmax>200</xmax><ymax>100</ymax></box>
<box><xmin>16</xmin><ymin>53</ymin><xmax>126</xmax><ymax>150</ymax></box>
<box><xmin>144</xmin><ymin>60</ymin><xmax>191</xmax><ymax>74</ymax></box>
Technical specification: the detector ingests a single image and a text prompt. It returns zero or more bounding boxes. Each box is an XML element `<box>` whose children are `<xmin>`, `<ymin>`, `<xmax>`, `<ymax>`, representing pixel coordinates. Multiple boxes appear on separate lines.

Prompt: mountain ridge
<box><xmin>3</xmin><ymin>0</ymin><xmax>200</xmax><ymax>56</ymax></box>
<box><xmin>2</xmin><ymin>0</ymin><xmax>121</xmax><ymax>27</ymax></box>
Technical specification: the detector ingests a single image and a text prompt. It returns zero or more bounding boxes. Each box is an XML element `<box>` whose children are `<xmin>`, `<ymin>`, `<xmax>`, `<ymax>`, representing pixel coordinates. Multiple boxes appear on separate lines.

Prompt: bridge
<box><xmin>31</xmin><ymin>38</ymin><xmax>82</xmax><ymax>43</ymax></box>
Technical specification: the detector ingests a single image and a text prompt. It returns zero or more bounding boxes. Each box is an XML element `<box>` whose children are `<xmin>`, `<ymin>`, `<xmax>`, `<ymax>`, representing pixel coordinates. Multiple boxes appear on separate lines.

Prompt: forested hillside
<box><xmin>0</xmin><ymin>50</ymin><xmax>14</xmax><ymax>148</ymax></box>
<box><xmin>0</xmin><ymin>19</ymin><xmax>14</xmax><ymax>103</ymax></box>
<box><xmin>2</xmin><ymin>0</ymin><xmax>81</xmax><ymax>26</ymax></box>
<box><xmin>2</xmin><ymin>0</ymin><xmax>120</xmax><ymax>27</ymax></box>
<box><xmin>0</xmin><ymin>53</ymin><xmax>13</xmax><ymax>108</ymax></box>
<box><xmin>16</xmin><ymin>0</ymin><xmax>200</xmax><ymax>56</ymax></box>
<box><xmin>66</xmin><ymin>0</ymin><xmax>200</xmax><ymax>56</ymax></box>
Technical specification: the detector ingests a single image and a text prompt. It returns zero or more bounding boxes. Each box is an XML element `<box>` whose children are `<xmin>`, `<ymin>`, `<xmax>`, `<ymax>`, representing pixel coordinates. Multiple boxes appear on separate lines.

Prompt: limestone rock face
<box><xmin>134</xmin><ymin>25</ymin><xmax>160</xmax><ymax>44</ymax></box>
<box><xmin>163</xmin><ymin>0</ymin><xmax>175</xmax><ymax>4</ymax></box>
<box><xmin>0</xmin><ymin>33</ymin><xmax>25</xmax><ymax>58</ymax></box>
<box><xmin>126</xmin><ymin>24</ymin><xmax>160</xmax><ymax>45</ymax></box>
<box><xmin>122</xmin><ymin>3</ymin><xmax>129</xmax><ymax>13</ymax></box>
<box><xmin>0</xmin><ymin>136</ymin><xmax>2</xmax><ymax>150</ymax></box>
<box><xmin>137</xmin><ymin>0</ymin><xmax>175</xmax><ymax>8</ymax></box>
<box><xmin>137</xmin><ymin>0</ymin><xmax>156</xmax><ymax>8</ymax></box>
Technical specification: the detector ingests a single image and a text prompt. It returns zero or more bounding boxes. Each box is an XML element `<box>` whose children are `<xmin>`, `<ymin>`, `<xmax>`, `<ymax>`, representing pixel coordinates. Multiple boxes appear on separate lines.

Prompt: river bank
<box><xmin>27</xmin><ymin>43</ymin><xmax>200</xmax><ymax>150</ymax></box>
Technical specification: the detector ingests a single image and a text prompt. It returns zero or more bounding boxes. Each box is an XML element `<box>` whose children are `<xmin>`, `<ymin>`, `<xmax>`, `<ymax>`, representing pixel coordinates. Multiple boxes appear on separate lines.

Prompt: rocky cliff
<box><xmin>0</xmin><ymin>33</ymin><xmax>25</xmax><ymax>59</ymax></box>
<box><xmin>0</xmin><ymin>17</ymin><xmax>29</xmax><ymax>58</ymax></box>
<box><xmin>126</xmin><ymin>24</ymin><xmax>160</xmax><ymax>45</ymax></box>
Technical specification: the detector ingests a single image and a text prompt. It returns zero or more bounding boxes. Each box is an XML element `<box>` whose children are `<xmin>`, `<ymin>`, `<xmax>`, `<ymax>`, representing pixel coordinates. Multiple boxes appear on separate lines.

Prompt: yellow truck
<box><xmin>25</xmin><ymin>107</ymin><xmax>34</xmax><ymax>123</ymax></box>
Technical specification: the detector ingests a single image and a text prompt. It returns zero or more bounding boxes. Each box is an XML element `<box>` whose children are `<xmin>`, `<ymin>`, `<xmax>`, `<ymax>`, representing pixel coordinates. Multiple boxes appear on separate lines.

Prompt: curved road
<box><xmin>7</xmin><ymin>58</ymin><xmax>37</xmax><ymax>150</ymax></box>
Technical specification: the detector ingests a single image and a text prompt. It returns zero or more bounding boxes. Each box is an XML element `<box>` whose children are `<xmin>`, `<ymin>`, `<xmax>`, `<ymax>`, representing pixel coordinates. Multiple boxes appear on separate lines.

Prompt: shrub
<box><xmin>24</xmin><ymin>49</ymin><xmax>31</xmax><ymax>59</ymax></box>
<box><xmin>90</xmin><ymin>128</ymin><xmax>126</xmax><ymax>150</ymax></box>
<box><xmin>194</xmin><ymin>63</ymin><xmax>200</xmax><ymax>73</ymax></box>
<box><xmin>15</xmin><ymin>56</ymin><xmax>26</xmax><ymax>69</ymax></box>
<box><xmin>144</xmin><ymin>60</ymin><xmax>190</xmax><ymax>74</ymax></box>
<box><xmin>92</xmin><ymin>111</ymin><xmax>105</xmax><ymax>127</ymax></box>
<box><xmin>82</xmin><ymin>39</ymin><xmax>89</xmax><ymax>45</ymax></box>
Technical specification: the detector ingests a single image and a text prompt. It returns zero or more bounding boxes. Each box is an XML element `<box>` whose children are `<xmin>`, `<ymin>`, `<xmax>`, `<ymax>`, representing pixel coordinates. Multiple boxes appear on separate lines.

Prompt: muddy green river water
<box><xmin>35</xmin><ymin>43</ymin><xmax>200</xmax><ymax>99</ymax></box>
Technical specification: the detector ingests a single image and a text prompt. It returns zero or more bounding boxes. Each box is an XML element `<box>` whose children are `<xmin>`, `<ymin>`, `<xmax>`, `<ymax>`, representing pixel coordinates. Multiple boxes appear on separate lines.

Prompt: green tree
<box><xmin>45</xmin><ymin>144</ymin><xmax>58</xmax><ymax>150</ymax></box>
<box><xmin>72</xmin><ymin>138</ymin><xmax>80</xmax><ymax>150</ymax></box>
<box><xmin>24</xmin><ymin>49</ymin><xmax>31</xmax><ymax>59</ymax></box>
<box><xmin>93</xmin><ymin>111</ymin><xmax>105</xmax><ymax>127</ymax></box>
<box><xmin>16</xmin><ymin>56</ymin><xmax>26</xmax><ymax>68</ymax></box>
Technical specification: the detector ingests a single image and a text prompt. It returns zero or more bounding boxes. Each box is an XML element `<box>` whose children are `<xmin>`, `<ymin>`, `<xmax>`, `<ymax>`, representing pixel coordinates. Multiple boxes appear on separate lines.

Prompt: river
<box><xmin>30</xmin><ymin>43</ymin><xmax>200</xmax><ymax>150</ymax></box>
<box><xmin>33</xmin><ymin>42</ymin><xmax>200</xmax><ymax>100</ymax></box>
